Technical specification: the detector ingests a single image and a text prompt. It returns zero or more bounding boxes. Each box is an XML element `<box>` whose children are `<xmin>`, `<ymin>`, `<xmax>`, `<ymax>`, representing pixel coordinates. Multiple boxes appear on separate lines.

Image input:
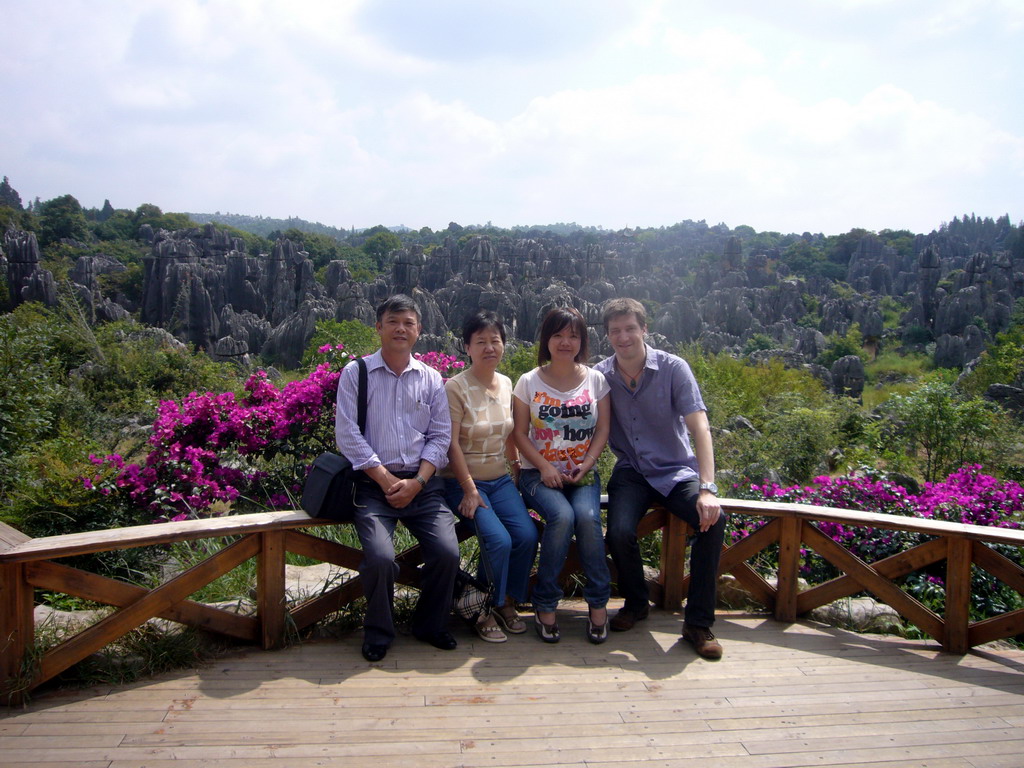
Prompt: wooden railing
<box><xmin>3</xmin><ymin>498</ymin><xmax>1024</xmax><ymax>703</ymax></box>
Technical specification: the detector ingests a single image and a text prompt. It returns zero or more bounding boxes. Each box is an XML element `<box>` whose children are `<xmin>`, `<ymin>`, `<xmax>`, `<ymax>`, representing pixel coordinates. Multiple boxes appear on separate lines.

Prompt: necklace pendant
<box><xmin>629</xmin><ymin>377</ymin><xmax>637</xmax><ymax>389</ymax></box>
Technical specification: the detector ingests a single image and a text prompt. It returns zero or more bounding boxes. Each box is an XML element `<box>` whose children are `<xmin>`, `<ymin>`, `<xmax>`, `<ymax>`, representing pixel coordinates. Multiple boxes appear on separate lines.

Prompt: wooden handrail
<box><xmin>3</xmin><ymin>497</ymin><xmax>1024</xmax><ymax>704</ymax></box>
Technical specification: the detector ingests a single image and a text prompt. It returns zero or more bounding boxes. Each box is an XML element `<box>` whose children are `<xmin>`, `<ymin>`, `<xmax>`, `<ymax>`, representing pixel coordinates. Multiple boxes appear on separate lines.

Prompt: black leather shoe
<box><xmin>414</xmin><ymin>630</ymin><xmax>458</xmax><ymax>650</ymax></box>
<box><xmin>361</xmin><ymin>642</ymin><xmax>388</xmax><ymax>662</ymax></box>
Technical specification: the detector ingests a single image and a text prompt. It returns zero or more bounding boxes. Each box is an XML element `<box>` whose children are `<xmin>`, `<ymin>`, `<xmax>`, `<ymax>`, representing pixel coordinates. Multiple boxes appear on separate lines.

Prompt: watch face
<box><xmin>701</xmin><ymin>482</ymin><xmax>719</xmax><ymax>495</ymax></box>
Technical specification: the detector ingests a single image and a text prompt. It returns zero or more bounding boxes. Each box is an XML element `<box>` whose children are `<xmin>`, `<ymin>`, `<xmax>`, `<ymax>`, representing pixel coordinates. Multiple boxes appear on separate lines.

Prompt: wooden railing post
<box><xmin>774</xmin><ymin>517</ymin><xmax>802</xmax><ymax>622</ymax></box>
<box><xmin>257</xmin><ymin>530</ymin><xmax>287</xmax><ymax>650</ymax></box>
<box><xmin>659</xmin><ymin>514</ymin><xmax>689</xmax><ymax>611</ymax></box>
<box><xmin>944</xmin><ymin>537</ymin><xmax>972</xmax><ymax>654</ymax></box>
<box><xmin>0</xmin><ymin>562</ymin><xmax>34</xmax><ymax>703</ymax></box>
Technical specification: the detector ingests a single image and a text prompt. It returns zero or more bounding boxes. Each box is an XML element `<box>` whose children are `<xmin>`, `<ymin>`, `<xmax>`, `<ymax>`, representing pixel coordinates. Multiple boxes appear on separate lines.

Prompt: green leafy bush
<box><xmin>299</xmin><ymin>319</ymin><xmax>380</xmax><ymax>370</ymax></box>
<box><xmin>881</xmin><ymin>373</ymin><xmax>1008</xmax><ymax>482</ymax></box>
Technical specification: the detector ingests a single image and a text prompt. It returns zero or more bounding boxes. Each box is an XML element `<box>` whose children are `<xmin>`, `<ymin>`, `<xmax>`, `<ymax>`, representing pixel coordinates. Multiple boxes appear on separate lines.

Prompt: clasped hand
<box><xmin>383</xmin><ymin>476</ymin><xmax>420</xmax><ymax>509</ymax></box>
<box><xmin>540</xmin><ymin>460</ymin><xmax>587</xmax><ymax>489</ymax></box>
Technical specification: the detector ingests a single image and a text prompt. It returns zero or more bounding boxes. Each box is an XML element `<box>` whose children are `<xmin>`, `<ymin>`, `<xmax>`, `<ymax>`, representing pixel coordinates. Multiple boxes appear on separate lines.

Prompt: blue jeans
<box><xmin>606</xmin><ymin>464</ymin><xmax>727</xmax><ymax>628</ymax></box>
<box><xmin>518</xmin><ymin>469</ymin><xmax>611</xmax><ymax>612</ymax></box>
<box><xmin>443</xmin><ymin>474</ymin><xmax>539</xmax><ymax>605</ymax></box>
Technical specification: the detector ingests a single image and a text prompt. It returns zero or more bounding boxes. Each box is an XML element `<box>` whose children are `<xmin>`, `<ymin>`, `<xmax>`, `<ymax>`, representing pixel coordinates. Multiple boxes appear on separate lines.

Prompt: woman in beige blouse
<box><xmin>443</xmin><ymin>311</ymin><xmax>539</xmax><ymax>643</ymax></box>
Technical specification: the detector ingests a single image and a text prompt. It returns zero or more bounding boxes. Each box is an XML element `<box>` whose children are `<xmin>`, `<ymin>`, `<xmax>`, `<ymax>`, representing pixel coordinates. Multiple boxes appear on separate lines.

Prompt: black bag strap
<box><xmin>356</xmin><ymin>356</ymin><xmax>367</xmax><ymax>434</ymax></box>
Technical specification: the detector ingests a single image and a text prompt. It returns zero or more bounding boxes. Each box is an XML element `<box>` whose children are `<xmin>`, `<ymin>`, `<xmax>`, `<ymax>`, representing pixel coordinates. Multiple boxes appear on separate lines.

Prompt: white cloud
<box><xmin>663</xmin><ymin>27</ymin><xmax>766</xmax><ymax>69</ymax></box>
<box><xmin>0</xmin><ymin>0</ymin><xmax>1020</xmax><ymax>234</ymax></box>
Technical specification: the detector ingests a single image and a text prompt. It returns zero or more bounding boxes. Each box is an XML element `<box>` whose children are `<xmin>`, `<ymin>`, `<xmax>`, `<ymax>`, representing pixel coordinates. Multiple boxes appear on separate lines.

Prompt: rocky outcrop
<box><xmin>122</xmin><ymin>222</ymin><xmax>1021</xmax><ymax>373</ymax></box>
<box><xmin>831</xmin><ymin>355</ymin><xmax>865</xmax><ymax>399</ymax></box>
<box><xmin>4</xmin><ymin>229</ymin><xmax>57</xmax><ymax>308</ymax></box>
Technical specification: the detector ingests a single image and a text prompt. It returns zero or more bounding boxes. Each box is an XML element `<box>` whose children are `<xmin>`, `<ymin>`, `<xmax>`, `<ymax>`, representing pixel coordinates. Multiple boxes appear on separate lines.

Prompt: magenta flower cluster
<box><xmin>82</xmin><ymin>343</ymin><xmax>470</xmax><ymax>522</ymax></box>
<box><xmin>414</xmin><ymin>351</ymin><xmax>465</xmax><ymax>377</ymax></box>
<box><xmin>737</xmin><ymin>468</ymin><xmax>1024</xmax><ymax>579</ymax></box>
<box><xmin>914</xmin><ymin>465</ymin><xmax>1024</xmax><ymax>528</ymax></box>
<box><xmin>84</xmin><ymin>361</ymin><xmax>342</xmax><ymax>521</ymax></box>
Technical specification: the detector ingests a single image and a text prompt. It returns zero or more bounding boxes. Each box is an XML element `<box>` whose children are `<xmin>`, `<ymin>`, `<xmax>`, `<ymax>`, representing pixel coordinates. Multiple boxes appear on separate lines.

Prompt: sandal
<box><xmin>494</xmin><ymin>606</ymin><xmax>527</xmax><ymax>634</ymax></box>
<box><xmin>587</xmin><ymin>607</ymin><xmax>609</xmax><ymax>645</ymax></box>
<box><xmin>475</xmin><ymin>616</ymin><xmax>508</xmax><ymax>644</ymax></box>
<box><xmin>534</xmin><ymin>613</ymin><xmax>560</xmax><ymax>643</ymax></box>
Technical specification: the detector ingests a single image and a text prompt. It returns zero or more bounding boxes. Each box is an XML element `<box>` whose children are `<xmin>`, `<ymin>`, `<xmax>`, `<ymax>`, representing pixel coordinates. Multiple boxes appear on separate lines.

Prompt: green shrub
<box><xmin>959</xmin><ymin>304</ymin><xmax>1024</xmax><ymax>397</ymax></box>
<box><xmin>818</xmin><ymin>323</ymin><xmax>866</xmax><ymax>368</ymax></box>
<box><xmin>881</xmin><ymin>373</ymin><xmax>1010</xmax><ymax>482</ymax></box>
<box><xmin>498</xmin><ymin>342</ymin><xmax>537</xmax><ymax>382</ymax></box>
<box><xmin>299</xmin><ymin>319</ymin><xmax>380</xmax><ymax>370</ymax></box>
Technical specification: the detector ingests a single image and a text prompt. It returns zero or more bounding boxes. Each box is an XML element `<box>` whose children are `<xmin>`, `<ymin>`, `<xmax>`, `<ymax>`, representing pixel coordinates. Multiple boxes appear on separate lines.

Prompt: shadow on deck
<box><xmin>3</xmin><ymin>602</ymin><xmax>1024</xmax><ymax>768</ymax></box>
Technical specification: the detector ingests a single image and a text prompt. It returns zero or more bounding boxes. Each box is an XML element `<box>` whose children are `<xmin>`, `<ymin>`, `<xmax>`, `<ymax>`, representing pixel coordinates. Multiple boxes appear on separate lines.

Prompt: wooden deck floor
<box><xmin>3</xmin><ymin>602</ymin><xmax>1024</xmax><ymax>768</ymax></box>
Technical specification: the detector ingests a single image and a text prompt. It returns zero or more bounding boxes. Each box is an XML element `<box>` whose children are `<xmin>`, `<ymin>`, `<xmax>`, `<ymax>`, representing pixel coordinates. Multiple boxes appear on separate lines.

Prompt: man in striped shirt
<box><xmin>335</xmin><ymin>294</ymin><xmax>461</xmax><ymax>662</ymax></box>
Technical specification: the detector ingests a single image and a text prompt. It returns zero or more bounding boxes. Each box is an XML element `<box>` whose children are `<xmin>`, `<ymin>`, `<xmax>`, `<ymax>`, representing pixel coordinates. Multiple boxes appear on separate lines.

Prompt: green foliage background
<box><xmin>1</xmin><ymin>180</ymin><xmax>1022</xmax><ymax>572</ymax></box>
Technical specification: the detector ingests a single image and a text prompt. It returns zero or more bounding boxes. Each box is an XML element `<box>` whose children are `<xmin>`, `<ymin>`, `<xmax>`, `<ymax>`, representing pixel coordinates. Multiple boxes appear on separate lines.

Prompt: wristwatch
<box><xmin>414</xmin><ymin>474</ymin><xmax>427</xmax><ymax>488</ymax></box>
<box><xmin>698</xmin><ymin>481</ymin><xmax>719</xmax><ymax>495</ymax></box>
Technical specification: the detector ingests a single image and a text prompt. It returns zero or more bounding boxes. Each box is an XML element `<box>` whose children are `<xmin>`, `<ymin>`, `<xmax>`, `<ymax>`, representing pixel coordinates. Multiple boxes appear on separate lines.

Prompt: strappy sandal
<box><xmin>475</xmin><ymin>616</ymin><xmax>508</xmax><ymax>644</ymax></box>
<box><xmin>534</xmin><ymin>613</ymin><xmax>560</xmax><ymax>643</ymax></box>
<box><xmin>494</xmin><ymin>606</ymin><xmax>527</xmax><ymax>634</ymax></box>
<box><xmin>587</xmin><ymin>607</ymin><xmax>609</xmax><ymax>645</ymax></box>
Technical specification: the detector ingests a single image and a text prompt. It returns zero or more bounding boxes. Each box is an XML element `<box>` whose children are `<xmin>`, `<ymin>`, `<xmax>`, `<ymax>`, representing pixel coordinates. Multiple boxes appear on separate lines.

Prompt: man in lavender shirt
<box><xmin>595</xmin><ymin>298</ymin><xmax>727</xmax><ymax>659</ymax></box>
<box><xmin>336</xmin><ymin>294</ymin><xmax>460</xmax><ymax>662</ymax></box>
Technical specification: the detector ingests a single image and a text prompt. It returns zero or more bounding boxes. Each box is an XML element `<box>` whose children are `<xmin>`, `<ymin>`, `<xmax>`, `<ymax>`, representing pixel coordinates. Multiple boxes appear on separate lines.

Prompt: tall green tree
<box><xmin>0</xmin><ymin>176</ymin><xmax>23</xmax><ymax>210</ymax></box>
<box><xmin>362</xmin><ymin>227</ymin><xmax>402</xmax><ymax>270</ymax></box>
<box><xmin>38</xmin><ymin>194</ymin><xmax>89</xmax><ymax>246</ymax></box>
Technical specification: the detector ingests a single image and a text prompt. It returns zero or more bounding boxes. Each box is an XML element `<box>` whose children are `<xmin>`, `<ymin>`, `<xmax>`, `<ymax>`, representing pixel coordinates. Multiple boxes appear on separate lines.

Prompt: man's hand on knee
<box><xmin>696</xmin><ymin>495</ymin><xmax>722</xmax><ymax>532</ymax></box>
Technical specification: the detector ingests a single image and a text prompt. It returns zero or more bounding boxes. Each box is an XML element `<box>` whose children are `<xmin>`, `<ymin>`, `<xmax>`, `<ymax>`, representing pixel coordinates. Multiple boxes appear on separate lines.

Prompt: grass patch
<box><xmin>864</xmin><ymin>351</ymin><xmax>931</xmax><ymax>384</ymax></box>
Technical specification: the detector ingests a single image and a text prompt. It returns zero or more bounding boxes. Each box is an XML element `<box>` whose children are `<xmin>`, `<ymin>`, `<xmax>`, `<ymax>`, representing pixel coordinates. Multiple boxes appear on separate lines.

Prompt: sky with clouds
<box><xmin>1</xmin><ymin>0</ymin><xmax>1021</xmax><ymax>236</ymax></box>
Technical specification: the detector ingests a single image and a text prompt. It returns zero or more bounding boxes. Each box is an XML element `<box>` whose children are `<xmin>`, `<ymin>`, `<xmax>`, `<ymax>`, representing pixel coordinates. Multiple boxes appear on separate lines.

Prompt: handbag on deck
<box><xmin>300</xmin><ymin>357</ymin><xmax>367</xmax><ymax>522</ymax></box>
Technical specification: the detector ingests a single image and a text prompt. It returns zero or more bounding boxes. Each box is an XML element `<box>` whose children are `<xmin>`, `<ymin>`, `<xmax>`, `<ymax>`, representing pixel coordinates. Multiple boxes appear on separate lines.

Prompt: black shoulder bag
<box><xmin>301</xmin><ymin>357</ymin><xmax>367</xmax><ymax>522</ymax></box>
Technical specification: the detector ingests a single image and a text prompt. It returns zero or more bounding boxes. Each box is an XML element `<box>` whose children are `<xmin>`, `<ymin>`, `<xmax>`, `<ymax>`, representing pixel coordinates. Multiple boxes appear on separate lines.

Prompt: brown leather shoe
<box><xmin>682</xmin><ymin>623</ymin><xmax>723</xmax><ymax>659</ymax></box>
<box><xmin>610</xmin><ymin>606</ymin><xmax>649</xmax><ymax>632</ymax></box>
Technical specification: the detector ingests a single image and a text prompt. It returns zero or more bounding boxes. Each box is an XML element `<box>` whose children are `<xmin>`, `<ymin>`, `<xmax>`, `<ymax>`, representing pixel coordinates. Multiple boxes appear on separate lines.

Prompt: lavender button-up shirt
<box><xmin>335</xmin><ymin>350</ymin><xmax>451</xmax><ymax>474</ymax></box>
<box><xmin>594</xmin><ymin>345</ymin><xmax>706</xmax><ymax>497</ymax></box>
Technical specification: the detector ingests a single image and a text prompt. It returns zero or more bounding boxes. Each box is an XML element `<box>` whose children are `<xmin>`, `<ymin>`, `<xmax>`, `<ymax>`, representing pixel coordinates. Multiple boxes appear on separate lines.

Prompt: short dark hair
<box><xmin>376</xmin><ymin>294</ymin><xmax>420</xmax><ymax>323</ymax></box>
<box><xmin>537</xmin><ymin>306</ymin><xmax>589</xmax><ymax>365</ymax></box>
<box><xmin>461</xmin><ymin>310</ymin><xmax>506</xmax><ymax>346</ymax></box>
<box><xmin>602</xmin><ymin>297</ymin><xmax>647</xmax><ymax>332</ymax></box>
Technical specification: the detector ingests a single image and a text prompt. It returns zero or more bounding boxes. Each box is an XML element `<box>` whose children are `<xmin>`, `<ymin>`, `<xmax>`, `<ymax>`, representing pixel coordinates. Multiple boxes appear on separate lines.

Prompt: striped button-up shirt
<box><xmin>335</xmin><ymin>351</ymin><xmax>451</xmax><ymax>473</ymax></box>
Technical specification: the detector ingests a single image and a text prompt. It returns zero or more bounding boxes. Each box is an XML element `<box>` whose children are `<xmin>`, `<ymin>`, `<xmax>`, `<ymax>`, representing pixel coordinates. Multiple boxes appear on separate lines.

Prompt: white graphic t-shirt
<box><xmin>512</xmin><ymin>367</ymin><xmax>609</xmax><ymax>473</ymax></box>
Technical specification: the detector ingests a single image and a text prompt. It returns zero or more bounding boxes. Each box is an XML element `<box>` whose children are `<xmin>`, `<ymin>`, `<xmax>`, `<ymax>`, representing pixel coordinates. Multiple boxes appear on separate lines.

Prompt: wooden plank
<box><xmin>289</xmin><ymin>577</ymin><xmax>365</xmax><ymax>632</ymax></box>
<box><xmin>25</xmin><ymin>561</ymin><xmax>258</xmax><ymax>642</ymax></box>
<box><xmin>0</xmin><ymin>511</ymin><xmax>323</xmax><ymax>563</ymax></box>
<box><xmin>944</xmin><ymin>537</ymin><xmax>973</xmax><ymax>653</ymax></box>
<box><xmin>719</xmin><ymin>498</ymin><xmax>1024</xmax><ymax>547</ymax></box>
<box><xmin>774</xmin><ymin>517</ymin><xmax>802</xmax><ymax>622</ymax></box>
<box><xmin>283</xmin><ymin>530</ymin><xmax>364</xmax><ymax>571</ymax></box>
<box><xmin>0</xmin><ymin>521</ymin><xmax>31</xmax><ymax>551</ymax></box>
<box><xmin>257</xmin><ymin>530</ymin><xmax>287</xmax><ymax>650</ymax></box>
<box><xmin>723</xmin><ymin>561</ymin><xmax>777</xmax><ymax>609</ymax></box>
<box><xmin>801</xmin><ymin>524</ymin><xmax>946</xmax><ymax>642</ymax></box>
<box><xmin>972</xmin><ymin>540</ymin><xmax>1024</xmax><ymax>596</ymax></box>
<box><xmin>33</xmin><ymin>535</ymin><xmax>261</xmax><ymax>688</ymax></box>
<box><xmin>0</xmin><ymin>562</ymin><xmax>33</xmax><ymax>702</ymax></box>
<box><xmin>636</xmin><ymin>506</ymin><xmax>669</xmax><ymax>538</ymax></box>
<box><xmin>797</xmin><ymin>536</ymin><xmax>947</xmax><ymax>614</ymax></box>
<box><xmin>718</xmin><ymin>518</ymin><xmax>781</xmax><ymax>570</ymax></box>
<box><xmin>718</xmin><ymin>519</ymin><xmax>783</xmax><ymax>609</ymax></box>
<box><xmin>659</xmin><ymin>511</ymin><xmax>689</xmax><ymax>610</ymax></box>
<box><xmin>969</xmin><ymin>607</ymin><xmax>1024</xmax><ymax>648</ymax></box>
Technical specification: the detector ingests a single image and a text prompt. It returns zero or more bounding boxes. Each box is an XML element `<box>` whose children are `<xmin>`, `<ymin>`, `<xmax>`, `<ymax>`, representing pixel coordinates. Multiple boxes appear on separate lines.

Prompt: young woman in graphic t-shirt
<box><xmin>512</xmin><ymin>306</ymin><xmax>612</xmax><ymax>644</ymax></box>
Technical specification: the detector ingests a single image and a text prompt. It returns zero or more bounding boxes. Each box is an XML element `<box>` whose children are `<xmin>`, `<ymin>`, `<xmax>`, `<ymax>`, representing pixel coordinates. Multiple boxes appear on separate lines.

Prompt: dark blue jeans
<box><xmin>443</xmin><ymin>474</ymin><xmax>538</xmax><ymax>605</ymax></box>
<box><xmin>606</xmin><ymin>465</ymin><xmax>726</xmax><ymax>628</ymax></box>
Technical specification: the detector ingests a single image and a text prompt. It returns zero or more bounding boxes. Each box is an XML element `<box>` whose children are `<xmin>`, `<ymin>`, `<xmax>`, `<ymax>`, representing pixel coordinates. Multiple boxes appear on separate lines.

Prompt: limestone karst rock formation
<box><xmin>6</xmin><ymin>217</ymin><xmax>1019</xmax><ymax>380</ymax></box>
